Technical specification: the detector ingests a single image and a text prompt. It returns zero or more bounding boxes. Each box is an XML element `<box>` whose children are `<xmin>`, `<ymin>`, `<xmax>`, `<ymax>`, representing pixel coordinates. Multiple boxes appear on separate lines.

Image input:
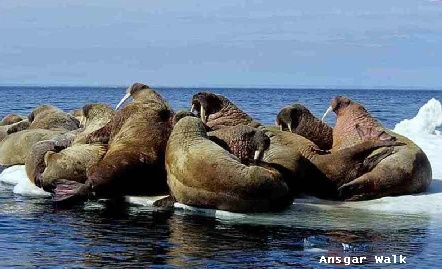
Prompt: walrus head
<box><xmin>275</xmin><ymin>104</ymin><xmax>311</xmax><ymax>132</ymax></box>
<box><xmin>0</xmin><ymin>114</ymin><xmax>24</xmax><ymax>126</ymax></box>
<box><xmin>115</xmin><ymin>82</ymin><xmax>151</xmax><ymax>110</ymax></box>
<box><xmin>322</xmin><ymin>96</ymin><xmax>354</xmax><ymax>120</ymax></box>
<box><xmin>190</xmin><ymin>92</ymin><xmax>227</xmax><ymax>124</ymax></box>
<box><xmin>81</xmin><ymin>103</ymin><xmax>114</xmax><ymax>127</ymax></box>
<box><xmin>172</xmin><ymin>110</ymin><xmax>197</xmax><ymax>126</ymax></box>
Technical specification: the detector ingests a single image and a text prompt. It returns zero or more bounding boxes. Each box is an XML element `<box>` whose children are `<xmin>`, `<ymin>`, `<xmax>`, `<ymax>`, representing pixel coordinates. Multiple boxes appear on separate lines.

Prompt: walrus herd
<box><xmin>0</xmin><ymin>83</ymin><xmax>432</xmax><ymax>212</ymax></box>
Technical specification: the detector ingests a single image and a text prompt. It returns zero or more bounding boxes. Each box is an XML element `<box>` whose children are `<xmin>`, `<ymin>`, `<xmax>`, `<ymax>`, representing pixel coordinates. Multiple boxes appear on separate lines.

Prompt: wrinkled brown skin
<box><xmin>328</xmin><ymin>96</ymin><xmax>432</xmax><ymax>200</ymax></box>
<box><xmin>84</xmin><ymin>84</ymin><xmax>174</xmax><ymax>198</ymax></box>
<box><xmin>208</xmin><ymin>125</ymin><xmax>270</xmax><ymax>164</ymax></box>
<box><xmin>72</xmin><ymin>103</ymin><xmax>114</xmax><ymax>144</ymax></box>
<box><xmin>191</xmin><ymin>92</ymin><xmax>261</xmax><ymax>129</ymax></box>
<box><xmin>28</xmin><ymin>105</ymin><xmax>80</xmax><ymax>131</ymax></box>
<box><xmin>190</xmin><ymin>92</ymin><xmax>404</xmax><ymax>199</ymax></box>
<box><xmin>166</xmin><ymin>116</ymin><xmax>292</xmax><ymax>213</ymax></box>
<box><xmin>276</xmin><ymin>104</ymin><xmax>333</xmax><ymax>150</ymax></box>
<box><xmin>0</xmin><ymin>114</ymin><xmax>25</xmax><ymax>126</ymax></box>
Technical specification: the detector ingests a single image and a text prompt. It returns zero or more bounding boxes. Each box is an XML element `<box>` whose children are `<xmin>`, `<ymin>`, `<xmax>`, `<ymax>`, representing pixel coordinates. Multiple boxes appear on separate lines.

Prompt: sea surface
<box><xmin>0</xmin><ymin>86</ymin><xmax>442</xmax><ymax>268</ymax></box>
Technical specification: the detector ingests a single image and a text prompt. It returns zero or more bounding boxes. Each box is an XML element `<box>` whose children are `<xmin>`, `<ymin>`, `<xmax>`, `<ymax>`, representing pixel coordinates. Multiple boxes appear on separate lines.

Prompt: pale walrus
<box><xmin>52</xmin><ymin>83</ymin><xmax>174</xmax><ymax>202</ymax></box>
<box><xmin>0</xmin><ymin>119</ymin><xmax>30</xmax><ymax>142</ymax></box>
<box><xmin>28</xmin><ymin>104</ymin><xmax>80</xmax><ymax>131</ymax></box>
<box><xmin>165</xmin><ymin>116</ymin><xmax>292</xmax><ymax>212</ymax></box>
<box><xmin>71</xmin><ymin>103</ymin><xmax>115</xmax><ymax>144</ymax></box>
<box><xmin>276</xmin><ymin>104</ymin><xmax>333</xmax><ymax>150</ymax></box>
<box><xmin>0</xmin><ymin>129</ymin><xmax>61</xmax><ymax>165</ymax></box>
<box><xmin>25</xmin><ymin>103</ymin><xmax>114</xmax><ymax>190</ymax></box>
<box><xmin>189</xmin><ymin>92</ymin><xmax>403</xmax><ymax>199</ymax></box>
<box><xmin>322</xmin><ymin>96</ymin><xmax>432</xmax><ymax>200</ymax></box>
<box><xmin>0</xmin><ymin>105</ymin><xmax>80</xmax><ymax>166</ymax></box>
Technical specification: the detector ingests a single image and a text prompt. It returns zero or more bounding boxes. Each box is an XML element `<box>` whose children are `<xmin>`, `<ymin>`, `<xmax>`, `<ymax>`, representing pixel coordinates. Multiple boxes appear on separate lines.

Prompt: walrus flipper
<box><xmin>153</xmin><ymin>195</ymin><xmax>177</xmax><ymax>208</ymax></box>
<box><xmin>7</xmin><ymin>120</ymin><xmax>30</xmax><ymax>134</ymax></box>
<box><xmin>355</xmin><ymin>124</ymin><xmax>396</xmax><ymax>141</ymax></box>
<box><xmin>360</xmin><ymin>147</ymin><xmax>395</xmax><ymax>174</ymax></box>
<box><xmin>52</xmin><ymin>179</ymin><xmax>92</xmax><ymax>205</ymax></box>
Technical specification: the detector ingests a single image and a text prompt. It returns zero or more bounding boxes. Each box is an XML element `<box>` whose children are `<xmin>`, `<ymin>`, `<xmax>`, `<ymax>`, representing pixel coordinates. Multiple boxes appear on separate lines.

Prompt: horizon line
<box><xmin>0</xmin><ymin>83</ymin><xmax>441</xmax><ymax>91</ymax></box>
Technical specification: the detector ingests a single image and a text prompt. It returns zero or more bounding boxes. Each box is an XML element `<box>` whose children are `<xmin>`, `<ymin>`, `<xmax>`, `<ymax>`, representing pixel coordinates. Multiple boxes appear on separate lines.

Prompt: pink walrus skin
<box><xmin>323</xmin><ymin>96</ymin><xmax>432</xmax><ymax>200</ymax></box>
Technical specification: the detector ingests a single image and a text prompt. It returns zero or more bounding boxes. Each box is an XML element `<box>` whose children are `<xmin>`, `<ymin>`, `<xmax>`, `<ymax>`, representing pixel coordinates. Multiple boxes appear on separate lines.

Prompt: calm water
<box><xmin>1</xmin><ymin>86</ymin><xmax>442</xmax><ymax>268</ymax></box>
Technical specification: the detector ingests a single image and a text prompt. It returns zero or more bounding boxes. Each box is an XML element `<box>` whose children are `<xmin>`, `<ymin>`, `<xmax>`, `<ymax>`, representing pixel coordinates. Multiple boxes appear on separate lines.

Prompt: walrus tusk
<box><xmin>79</xmin><ymin>116</ymin><xmax>86</xmax><ymax>127</ymax></box>
<box><xmin>115</xmin><ymin>92</ymin><xmax>131</xmax><ymax>110</ymax></box>
<box><xmin>190</xmin><ymin>104</ymin><xmax>195</xmax><ymax>112</ymax></box>
<box><xmin>200</xmin><ymin>107</ymin><xmax>207</xmax><ymax>123</ymax></box>
<box><xmin>278</xmin><ymin>124</ymin><xmax>283</xmax><ymax>131</ymax></box>
<box><xmin>322</xmin><ymin>106</ymin><xmax>332</xmax><ymax>122</ymax></box>
<box><xmin>254</xmin><ymin>150</ymin><xmax>263</xmax><ymax>161</ymax></box>
<box><xmin>288</xmin><ymin>124</ymin><xmax>293</xmax><ymax>133</ymax></box>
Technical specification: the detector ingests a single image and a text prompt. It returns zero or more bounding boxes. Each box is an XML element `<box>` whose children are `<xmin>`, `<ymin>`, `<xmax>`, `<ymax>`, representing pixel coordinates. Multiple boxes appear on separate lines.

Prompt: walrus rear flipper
<box><xmin>355</xmin><ymin>124</ymin><xmax>396</xmax><ymax>141</ymax></box>
<box><xmin>338</xmin><ymin>147</ymin><xmax>399</xmax><ymax>201</ymax></box>
<box><xmin>360</xmin><ymin>146</ymin><xmax>395</xmax><ymax>175</ymax></box>
<box><xmin>52</xmin><ymin>179</ymin><xmax>93</xmax><ymax>205</ymax></box>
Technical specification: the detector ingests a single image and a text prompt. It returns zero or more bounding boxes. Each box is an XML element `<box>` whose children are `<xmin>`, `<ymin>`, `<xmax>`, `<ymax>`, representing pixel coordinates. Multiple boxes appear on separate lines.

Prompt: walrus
<box><xmin>165</xmin><ymin>116</ymin><xmax>292</xmax><ymax>212</ymax></box>
<box><xmin>0</xmin><ymin>129</ymin><xmax>62</xmax><ymax>166</ymax></box>
<box><xmin>52</xmin><ymin>82</ymin><xmax>174</xmax><ymax>202</ymax></box>
<box><xmin>322</xmin><ymin>96</ymin><xmax>432</xmax><ymax>200</ymax></box>
<box><xmin>208</xmin><ymin>125</ymin><xmax>270</xmax><ymax>164</ymax></box>
<box><xmin>0</xmin><ymin>119</ymin><xmax>30</xmax><ymax>142</ymax></box>
<box><xmin>188</xmin><ymin>92</ymin><xmax>404</xmax><ymax>199</ymax></box>
<box><xmin>25</xmin><ymin>137</ymin><xmax>74</xmax><ymax>188</ymax></box>
<box><xmin>0</xmin><ymin>114</ymin><xmax>25</xmax><ymax>126</ymax></box>
<box><xmin>28</xmin><ymin>104</ymin><xmax>80</xmax><ymax>131</ymax></box>
<box><xmin>25</xmin><ymin>103</ymin><xmax>114</xmax><ymax>190</ymax></box>
<box><xmin>276</xmin><ymin>104</ymin><xmax>333</xmax><ymax>150</ymax></box>
<box><xmin>71</xmin><ymin>103</ymin><xmax>115</xmax><ymax>144</ymax></box>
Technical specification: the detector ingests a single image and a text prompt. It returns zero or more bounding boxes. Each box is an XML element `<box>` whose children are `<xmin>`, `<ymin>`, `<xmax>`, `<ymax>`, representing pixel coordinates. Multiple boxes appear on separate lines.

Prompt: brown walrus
<box><xmin>188</xmin><ymin>92</ymin><xmax>403</xmax><ymax>199</ymax></box>
<box><xmin>276</xmin><ymin>104</ymin><xmax>333</xmax><ymax>150</ymax></box>
<box><xmin>52</xmin><ymin>83</ymin><xmax>174</xmax><ymax>202</ymax></box>
<box><xmin>0</xmin><ymin>114</ymin><xmax>25</xmax><ymax>126</ymax></box>
<box><xmin>165</xmin><ymin>116</ymin><xmax>292</xmax><ymax>212</ymax></box>
<box><xmin>208</xmin><ymin>125</ymin><xmax>270</xmax><ymax>164</ymax></box>
<box><xmin>322</xmin><ymin>96</ymin><xmax>432</xmax><ymax>200</ymax></box>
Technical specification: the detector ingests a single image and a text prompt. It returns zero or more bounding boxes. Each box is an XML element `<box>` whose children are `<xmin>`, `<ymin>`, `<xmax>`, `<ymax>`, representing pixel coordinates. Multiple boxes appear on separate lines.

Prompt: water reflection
<box><xmin>0</xmin><ymin>184</ymin><xmax>435</xmax><ymax>268</ymax></box>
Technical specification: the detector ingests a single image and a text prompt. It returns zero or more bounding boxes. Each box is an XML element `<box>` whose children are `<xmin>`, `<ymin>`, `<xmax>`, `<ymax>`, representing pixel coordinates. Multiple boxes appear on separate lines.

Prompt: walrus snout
<box><xmin>191</xmin><ymin>92</ymin><xmax>225</xmax><ymax>124</ymax></box>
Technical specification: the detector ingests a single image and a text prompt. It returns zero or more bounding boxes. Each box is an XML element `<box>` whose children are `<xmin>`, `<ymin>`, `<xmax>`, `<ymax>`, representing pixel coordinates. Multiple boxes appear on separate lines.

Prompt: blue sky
<box><xmin>0</xmin><ymin>0</ymin><xmax>441</xmax><ymax>88</ymax></box>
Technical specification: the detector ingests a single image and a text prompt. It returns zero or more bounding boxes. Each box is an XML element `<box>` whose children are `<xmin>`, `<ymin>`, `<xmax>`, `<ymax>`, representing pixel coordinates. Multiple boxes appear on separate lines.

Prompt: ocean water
<box><xmin>0</xmin><ymin>86</ymin><xmax>442</xmax><ymax>268</ymax></box>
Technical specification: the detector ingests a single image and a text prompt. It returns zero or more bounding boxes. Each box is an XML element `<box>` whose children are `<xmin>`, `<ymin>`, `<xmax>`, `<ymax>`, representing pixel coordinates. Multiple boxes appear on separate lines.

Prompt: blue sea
<box><xmin>1</xmin><ymin>86</ymin><xmax>442</xmax><ymax>268</ymax></box>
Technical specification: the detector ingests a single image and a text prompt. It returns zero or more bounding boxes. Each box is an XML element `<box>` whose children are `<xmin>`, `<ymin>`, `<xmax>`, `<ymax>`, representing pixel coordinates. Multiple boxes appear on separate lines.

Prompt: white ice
<box><xmin>0</xmin><ymin>165</ymin><xmax>50</xmax><ymax>197</ymax></box>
